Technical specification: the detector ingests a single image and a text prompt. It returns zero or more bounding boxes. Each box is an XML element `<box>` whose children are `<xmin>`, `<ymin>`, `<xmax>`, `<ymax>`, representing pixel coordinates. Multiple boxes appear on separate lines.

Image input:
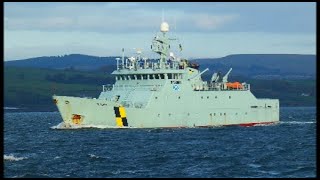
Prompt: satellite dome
<box><xmin>160</xmin><ymin>22</ymin><xmax>169</xmax><ymax>32</ymax></box>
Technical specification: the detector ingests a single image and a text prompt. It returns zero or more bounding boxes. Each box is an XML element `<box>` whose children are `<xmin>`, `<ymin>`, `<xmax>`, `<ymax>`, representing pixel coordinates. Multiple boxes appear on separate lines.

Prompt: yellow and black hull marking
<box><xmin>113</xmin><ymin>106</ymin><xmax>128</xmax><ymax>127</ymax></box>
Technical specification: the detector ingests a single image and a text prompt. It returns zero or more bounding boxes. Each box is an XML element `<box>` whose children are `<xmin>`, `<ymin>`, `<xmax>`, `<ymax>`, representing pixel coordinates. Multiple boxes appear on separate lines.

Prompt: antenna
<box><xmin>121</xmin><ymin>48</ymin><xmax>124</xmax><ymax>68</ymax></box>
<box><xmin>116</xmin><ymin>57</ymin><xmax>120</xmax><ymax>70</ymax></box>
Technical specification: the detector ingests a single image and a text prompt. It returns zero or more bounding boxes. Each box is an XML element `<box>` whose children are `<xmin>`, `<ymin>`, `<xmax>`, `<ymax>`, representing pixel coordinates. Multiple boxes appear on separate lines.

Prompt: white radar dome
<box><xmin>160</xmin><ymin>22</ymin><xmax>169</xmax><ymax>32</ymax></box>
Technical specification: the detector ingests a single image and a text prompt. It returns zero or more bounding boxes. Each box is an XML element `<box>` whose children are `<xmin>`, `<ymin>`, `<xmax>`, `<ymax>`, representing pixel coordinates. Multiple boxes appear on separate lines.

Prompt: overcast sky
<box><xmin>4</xmin><ymin>2</ymin><xmax>316</xmax><ymax>61</ymax></box>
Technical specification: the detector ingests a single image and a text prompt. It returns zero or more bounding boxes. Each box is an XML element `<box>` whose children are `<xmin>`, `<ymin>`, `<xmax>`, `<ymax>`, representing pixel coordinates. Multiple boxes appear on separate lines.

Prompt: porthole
<box><xmin>229</xmin><ymin>96</ymin><xmax>231</xmax><ymax>99</ymax></box>
<box><xmin>215</xmin><ymin>96</ymin><xmax>217</xmax><ymax>99</ymax></box>
<box><xmin>155</xmin><ymin>97</ymin><xmax>158</xmax><ymax>99</ymax></box>
<box><xmin>207</xmin><ymin>96</ymin><xmax>209</xmax><ymax>99</ymax></box>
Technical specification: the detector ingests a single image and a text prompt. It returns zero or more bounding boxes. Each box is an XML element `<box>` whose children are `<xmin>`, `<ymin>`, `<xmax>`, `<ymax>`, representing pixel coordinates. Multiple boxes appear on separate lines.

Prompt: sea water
<box><xmin>4</xmin><ymin>107</ymin><xmax>316</xmax><ymax>178</ymax></box>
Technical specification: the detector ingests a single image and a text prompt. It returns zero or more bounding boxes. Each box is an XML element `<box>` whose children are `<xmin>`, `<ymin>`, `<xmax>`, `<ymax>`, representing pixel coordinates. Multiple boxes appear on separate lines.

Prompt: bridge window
<box><xmin>160</xmin><ymin>74</ymin><xmax>165</xmax><ymax>79</ymax></box>
<box><xmin>142</xmin><ymin>74</ymin><xmax>147</xmax><ymax>80</ymax></box>
<box><xmin>171</xmin><ymin>81</ymin><xmax>181</xmax><ymax>84</ymax></box>
<box><xmin>137</xmin><ymin>75</ymin><xmax>142</xmax><ymax>80</ymax></box>
<box><xmin>168</xmin><ymin>73</ymin><xmax>173</xmax><ymax>79</ymax></box>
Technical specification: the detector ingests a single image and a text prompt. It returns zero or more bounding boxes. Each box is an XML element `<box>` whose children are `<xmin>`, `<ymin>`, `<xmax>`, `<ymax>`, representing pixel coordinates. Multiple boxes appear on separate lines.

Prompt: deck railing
<box><xmin>102</xmin><ymin>84</ymin><xmax>163</xmax><ymax>92</ymax></box>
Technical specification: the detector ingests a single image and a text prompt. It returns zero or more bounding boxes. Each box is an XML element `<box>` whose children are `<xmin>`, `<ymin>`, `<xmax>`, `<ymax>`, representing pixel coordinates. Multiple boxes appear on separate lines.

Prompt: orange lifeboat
<box><xmin>226</xmin><ymin>82</ymin><xmax>243</xmax><ymax>89</ymax></box>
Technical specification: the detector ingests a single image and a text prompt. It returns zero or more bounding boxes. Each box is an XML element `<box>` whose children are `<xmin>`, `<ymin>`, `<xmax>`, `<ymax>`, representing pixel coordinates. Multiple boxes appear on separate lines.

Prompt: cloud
<box><xmin>4</xmin><ymin>2</ymin><xmax>315</xmax><ymax>60</ymax></box>
<box><xmin>4</xmin><ymin>2</ymin><xmax>238</xmax><ymax>33</ymax></box>
<box><xmin>4</xmin><ymin>30</ymin><xmax>316</xmax><ymax>61</ymax></box>
<box><xmin>191</xmin><ymin>14</ymin><xmax>238</xmax><ymax>30</ymax></box>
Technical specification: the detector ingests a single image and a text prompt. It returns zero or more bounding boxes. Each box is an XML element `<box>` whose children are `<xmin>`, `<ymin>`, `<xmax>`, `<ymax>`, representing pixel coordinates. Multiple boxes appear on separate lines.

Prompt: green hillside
<box><xmin>4</xmin><ymin>67</ymin><xmax>115</xmax><ymax>111</ymax></box>
<box><xmin>4</xmin><ymin>67</ymin><xmax>316</xmax><ymax>111</ymax></box>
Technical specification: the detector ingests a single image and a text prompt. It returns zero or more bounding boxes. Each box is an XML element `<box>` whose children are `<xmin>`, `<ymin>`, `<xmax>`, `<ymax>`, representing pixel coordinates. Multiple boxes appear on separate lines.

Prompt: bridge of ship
<box><xmin>103</xmin><ymin>68</ymin><xmax>250</xmax><ymax>92</ymax></box>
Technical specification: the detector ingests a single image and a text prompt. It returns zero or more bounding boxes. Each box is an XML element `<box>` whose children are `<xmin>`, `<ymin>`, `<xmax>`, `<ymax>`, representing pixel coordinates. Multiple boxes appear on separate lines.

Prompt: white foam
<box><xmin>248</xmin><ymin>163</ymin><xmax>262</xmax><ymax>168</ymax></box>
<box><xmin>4</xmin><ymin>154</ymin><xmax>27</xmax><ymax>162</ymax></box>
<box><xmin>51</xmin><ymin>122</ymin><xmax>132</xmax><ymax>129</ymax></box>
<box><xmin>280</xmin><ymin>121</ymin><xmax>315</xmax><ymax>124</ymax></box>
<box><xmin>253</xmin><ymin>123</ymin><xmax>278</xmax><ymax>127</ymax></box>
<box><xmin>88</xmin><ymin>154</ymin><xmax>100</xmax><ymax>159</ymax></box>
<box><xmin>4</xmin><ymin>107</ymin><xmax>19</xmax><ymax>110</ymax></box>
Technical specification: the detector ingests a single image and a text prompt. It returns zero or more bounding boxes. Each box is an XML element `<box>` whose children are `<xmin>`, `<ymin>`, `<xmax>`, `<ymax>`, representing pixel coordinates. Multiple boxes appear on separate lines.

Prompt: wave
<box><xmin>88</xmin><ymin>154</ymin><xmax>100</xmax><ymax>159</ymax></box>
<box><xmin>252</xmin><ymin>123</ymin><xmax>279</xmax><ymax>127</ymax></box>
<box><xmin>4</xmin><ymin>107</ymin><xmax>19</xmax><ymax>110</ymax></box>
<box><xmin>50</xmin><ymin>122</ymin><xmax>133</xmax><ymax>129</ymax></box>
<box><xmin>4</xmin><ymin>154</ymin><xmax>28</xmax><ymax>162</ymax></box>
<box><xmin>280</xmin><ymin>121</ymin><xmax>315</xmax><ymax>124</ymax></box>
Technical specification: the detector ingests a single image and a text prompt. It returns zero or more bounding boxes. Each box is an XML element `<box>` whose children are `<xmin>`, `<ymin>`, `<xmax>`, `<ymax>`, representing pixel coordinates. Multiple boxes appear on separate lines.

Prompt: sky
<box><xmin>4</xmin><ymin>2</ymin><xmax>316</xmax><ymax>61</ymax></box>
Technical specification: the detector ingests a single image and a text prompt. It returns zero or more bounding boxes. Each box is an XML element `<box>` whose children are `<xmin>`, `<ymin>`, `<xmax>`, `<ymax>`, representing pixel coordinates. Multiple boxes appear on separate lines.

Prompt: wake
<box><xmin>280</xmin><ymin>121</ymin><xmax>315</xmax><ymax>125</ymax></box>
<box><xmin>50</xmin><ymin>122</ymin><xmax>133</xmax><ymax>129</ymax></box>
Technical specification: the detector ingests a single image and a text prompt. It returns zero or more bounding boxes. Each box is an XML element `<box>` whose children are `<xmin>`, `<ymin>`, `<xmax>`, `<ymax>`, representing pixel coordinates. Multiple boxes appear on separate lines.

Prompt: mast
<box><xmin>121</xmin><ymin>48</ymin><xmax>125</xmax><ymax>68</ymax></box>
<box><xmin>151</xmin><ymin>22</ymin><xmax>170</xmax><ymax>69</ymax></box>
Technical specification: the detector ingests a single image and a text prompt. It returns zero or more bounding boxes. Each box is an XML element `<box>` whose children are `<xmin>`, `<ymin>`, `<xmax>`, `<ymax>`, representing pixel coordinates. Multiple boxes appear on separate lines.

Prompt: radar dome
<box><xmin>160</xmin><ymin>22</ymin><xmax>169</xmax><ymax>32</ymax></box>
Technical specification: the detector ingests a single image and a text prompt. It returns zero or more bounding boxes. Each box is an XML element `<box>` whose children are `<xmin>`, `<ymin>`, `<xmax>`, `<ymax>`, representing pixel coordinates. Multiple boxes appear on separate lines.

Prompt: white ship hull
<box><xmin>53</xmin><ymin>91</ymin><xmax>279</xmax><ymax>128</ymax></box>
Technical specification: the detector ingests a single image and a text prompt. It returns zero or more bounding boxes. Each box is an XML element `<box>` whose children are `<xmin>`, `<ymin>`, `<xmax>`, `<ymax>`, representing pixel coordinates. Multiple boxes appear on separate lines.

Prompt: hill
<box><xmin>5</xmin><ymin>54</ymin><xmax>116</xmax><ymax>71</ymax></box>
<box><xmin>4</xmin><ymin>67</ymin><xmax>115</xmax><ymax>111</ymax></box>
<box><xmin>4</xmin><ymin>67</ymin><xmax>316</xmax><ymax>111</ymax></box>
<box><xmin>193</xmin><ymin>54</ymin><xmax>315</xmax><ymax>79</ymax></box>
<box><xmin>5</xmin><ymin>54</ymin><xmax>316</xmax><ymax>79</ymax></box>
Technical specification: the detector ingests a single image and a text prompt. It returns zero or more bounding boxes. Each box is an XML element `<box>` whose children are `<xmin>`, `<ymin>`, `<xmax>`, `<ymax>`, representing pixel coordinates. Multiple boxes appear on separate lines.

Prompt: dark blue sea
<box><xmin>4</xmin><ymin>107</ymin><xmax>316</xmax><ymax>178</ymax></box>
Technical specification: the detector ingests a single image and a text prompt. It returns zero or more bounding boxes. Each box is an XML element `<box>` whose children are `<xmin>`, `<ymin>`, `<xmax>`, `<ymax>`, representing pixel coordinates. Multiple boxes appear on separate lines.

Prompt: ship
<box><xmin>53</xmin><ymin>21</ymin><xmax>279</xmax><ymax>128</ymax></box>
